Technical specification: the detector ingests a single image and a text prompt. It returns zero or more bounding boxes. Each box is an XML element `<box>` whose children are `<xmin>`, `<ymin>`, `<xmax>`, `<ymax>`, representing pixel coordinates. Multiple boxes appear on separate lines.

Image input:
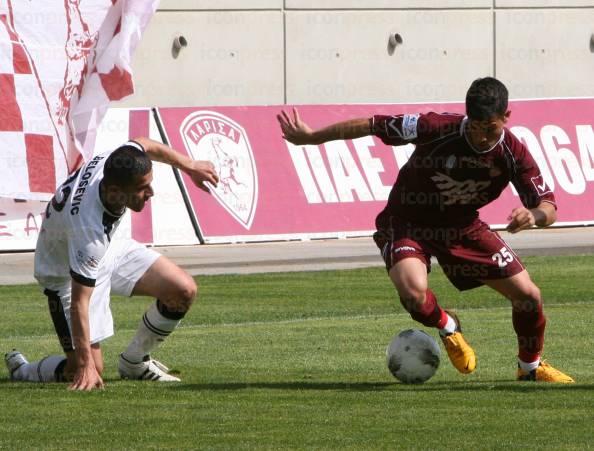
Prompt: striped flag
<box><xmin>0</xmin><ymin>0</ymin><xmax>158</xmax><ymax>199</ymax></box>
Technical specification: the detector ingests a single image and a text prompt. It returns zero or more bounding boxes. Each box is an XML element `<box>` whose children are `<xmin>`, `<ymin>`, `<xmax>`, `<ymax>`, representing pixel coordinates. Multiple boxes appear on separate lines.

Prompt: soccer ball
<box><xmin>386</xmin><ymin>329</ymin><xmax>440</xmax><ymax>384</ymax></box>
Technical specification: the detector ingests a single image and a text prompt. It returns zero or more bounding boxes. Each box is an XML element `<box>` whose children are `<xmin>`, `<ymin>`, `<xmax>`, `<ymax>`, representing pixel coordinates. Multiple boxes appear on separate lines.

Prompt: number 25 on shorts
<box><xmin>492</xmin><ymin>246</ymin><xmax>514</xmax><ymax>268</ymax></box>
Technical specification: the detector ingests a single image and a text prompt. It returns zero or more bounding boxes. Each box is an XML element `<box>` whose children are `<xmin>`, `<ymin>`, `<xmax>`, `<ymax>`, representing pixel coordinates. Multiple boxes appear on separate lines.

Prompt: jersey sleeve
<box><xmin>371</xmin><ymin>112</ymin><xmax>458</xmax><ymax>146</ymax></box>
<box><xmin>67</xmin><ymin>227</ymin><xmax>109</xmax><ymax>287</ymax></box>
<box><xmin>509</xmin><ymin>134</ymin><xmax>556</xmax><ymax>209</ymax></box>
<box><xmin>125</xmin><ymin>139</ymin><xmax>146</xmax><ymax>152</ymax></box>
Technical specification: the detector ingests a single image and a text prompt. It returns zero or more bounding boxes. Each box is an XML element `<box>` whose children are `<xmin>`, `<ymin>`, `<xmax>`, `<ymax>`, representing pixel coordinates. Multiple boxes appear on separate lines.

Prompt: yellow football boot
<box><xmin>440</xmin><ymin>310</ymin><xmax>476</xmax><ymax>374</ymax></box>
<box><xmin>517</xmin><ymin>360</ymin><xmax>574</xmax><ymax>383</ymax></box>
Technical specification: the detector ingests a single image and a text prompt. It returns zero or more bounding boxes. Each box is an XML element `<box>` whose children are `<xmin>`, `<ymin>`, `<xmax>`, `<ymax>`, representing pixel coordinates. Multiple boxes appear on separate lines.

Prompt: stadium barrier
<box><xmin>155</xmin><ymin>98</ymin><xmax>594</xmax><ymax>243</ymax></box>
<box><xmin>1</xmin><ymin>98</ymin><xmax>592</xmax><ymax>250</ymax></box>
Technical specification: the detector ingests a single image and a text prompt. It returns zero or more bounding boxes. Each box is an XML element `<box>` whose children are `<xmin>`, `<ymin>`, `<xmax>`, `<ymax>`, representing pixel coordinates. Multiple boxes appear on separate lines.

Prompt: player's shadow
<box><xmin>171</xmin><ymin>381</ymin><xmax>395</xmax><ymax>392</ymax></box>
<box><xmin>169</xmin><ymin>380</ymin><xmax>594</xmax><ymax>392</ymax></box>
<box><xmin>1</xmin><ymin>378</ymin><xmax>592</xmax><ymax>392</ymax></box>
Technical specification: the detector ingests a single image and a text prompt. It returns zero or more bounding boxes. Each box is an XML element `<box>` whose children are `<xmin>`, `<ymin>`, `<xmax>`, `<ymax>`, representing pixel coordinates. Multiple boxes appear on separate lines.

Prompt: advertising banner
<box><xmin>156</xmin><ymin>98</ymin><xmax>594</xmax><ymax>243</ymax></box>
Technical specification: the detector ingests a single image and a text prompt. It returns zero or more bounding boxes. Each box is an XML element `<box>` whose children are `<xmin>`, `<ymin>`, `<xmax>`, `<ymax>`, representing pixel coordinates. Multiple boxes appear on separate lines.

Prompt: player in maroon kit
<box><xmin>277</xmin><ymin>77</ymin><xmax>573</xmax><ymax>382</ymax></box>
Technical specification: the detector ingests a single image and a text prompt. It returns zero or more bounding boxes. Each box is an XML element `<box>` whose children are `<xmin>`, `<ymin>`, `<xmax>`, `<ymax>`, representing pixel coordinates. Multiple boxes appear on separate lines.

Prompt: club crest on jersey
<box><xmin>431</xmin><ymin>172</ymin><xmax>491</xmax><ymax>205</ymax></box>
<box><xmin>180</xmin><ymin>111</ymin><xmax>258</xmax><ymax>229</ymax></box>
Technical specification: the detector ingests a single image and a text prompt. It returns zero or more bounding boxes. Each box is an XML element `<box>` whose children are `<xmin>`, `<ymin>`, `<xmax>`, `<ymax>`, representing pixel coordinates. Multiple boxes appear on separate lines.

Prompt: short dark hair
<box><xmin>465</xmin><ymin>77</ymin><xmax>509</xmax><ymax>120</ymax></box>
<box><xmin>103</xmin><ymin>144</ymin><xmax>152</xmax><ymax>187</ymax></box>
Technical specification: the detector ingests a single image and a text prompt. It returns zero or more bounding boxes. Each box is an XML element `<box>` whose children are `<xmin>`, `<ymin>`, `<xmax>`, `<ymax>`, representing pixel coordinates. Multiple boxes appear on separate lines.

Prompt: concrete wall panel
<box><xmin>496</xmin><ymin>1</ymin><xmax>594</xmax><ymax>7</ymax></box>
<box><xmin>496</xmin><ymin>9</ymin><xmax>594</xmax><ymax>98</ymax></box>
<box><xmin>118</xmin><ymin>11</ymin><xmax>284</xmax><ymax>107</ymax></box>
<box><xmin>286</xmin><ymin>10</ymin><xmax>492</xmax><ymax>103</ymax></box>
<box><xmin>119</xmin><ymin>4</ymin><xmax>594</xmax><ymax>106</ymax></box>
<box><xmin>158</xmin><ymin>0</ymin><xmax>282</xmax><ymax>10</ymax></box>
<box><xmin>286</xmin><ymin>1</ymin><xmax>491</xmax><ymax>8</ymax></box>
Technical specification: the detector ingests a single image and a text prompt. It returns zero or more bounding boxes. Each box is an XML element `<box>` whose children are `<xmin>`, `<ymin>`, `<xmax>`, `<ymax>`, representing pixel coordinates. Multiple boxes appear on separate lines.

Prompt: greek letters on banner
<box><xmin>156</xmin><ymin>98</ymin><xmax>594</xmax><ymax>243</ymax></box>
<box><xmin>0</xmin><ymin>0</ymin><xmax>158</xmax><ymax>200</ymax></box>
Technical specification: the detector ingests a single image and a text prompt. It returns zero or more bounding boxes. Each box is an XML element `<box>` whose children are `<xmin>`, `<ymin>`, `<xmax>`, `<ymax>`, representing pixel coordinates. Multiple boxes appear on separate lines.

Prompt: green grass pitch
<box><xmin>0</xmin><ymin>254</ymin><xmax>593</xmax><ymax>450</ymax></box>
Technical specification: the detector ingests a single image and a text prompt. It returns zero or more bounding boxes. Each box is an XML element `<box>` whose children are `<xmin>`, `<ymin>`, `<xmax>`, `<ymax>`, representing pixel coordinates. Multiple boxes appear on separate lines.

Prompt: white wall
<box><xmin>117</xmin><ymin>1</ymin><xmax>594</xmax><ymax>107</ymax></box>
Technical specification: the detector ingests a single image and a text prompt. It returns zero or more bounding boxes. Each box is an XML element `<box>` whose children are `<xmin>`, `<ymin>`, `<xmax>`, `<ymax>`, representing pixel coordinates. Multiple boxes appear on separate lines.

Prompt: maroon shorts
<box><xmin>373</xmin><ymin>219</ymin><xmax>525</xmax><ymax>291</ymax></box>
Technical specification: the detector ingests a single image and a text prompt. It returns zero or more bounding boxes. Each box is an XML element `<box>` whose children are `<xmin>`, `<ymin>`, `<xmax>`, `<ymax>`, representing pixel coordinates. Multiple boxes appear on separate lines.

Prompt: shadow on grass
<box><xmin>168</xmin><ymin>380</ymin><xmax>594</xmax><ymax>393</ymax></box>
<box><xmin>1</xmin><ymin>377</ymin><xmax>592</xmax><ymax>393</ymax></box>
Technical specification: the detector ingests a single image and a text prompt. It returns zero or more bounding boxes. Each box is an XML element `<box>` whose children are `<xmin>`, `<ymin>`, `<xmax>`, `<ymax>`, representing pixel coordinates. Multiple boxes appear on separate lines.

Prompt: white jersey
<box><xmin>35</xmin><ymin>141</ymin><xmax>143</xmax><ymax>288</ymax></box>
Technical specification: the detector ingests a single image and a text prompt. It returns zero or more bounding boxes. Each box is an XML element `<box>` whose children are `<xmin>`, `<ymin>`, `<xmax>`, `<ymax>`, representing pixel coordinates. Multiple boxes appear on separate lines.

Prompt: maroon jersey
<box><xmin>371</xmin><ymin>112</ymin><xmax>555</xmax><ymax>229</ymax></box>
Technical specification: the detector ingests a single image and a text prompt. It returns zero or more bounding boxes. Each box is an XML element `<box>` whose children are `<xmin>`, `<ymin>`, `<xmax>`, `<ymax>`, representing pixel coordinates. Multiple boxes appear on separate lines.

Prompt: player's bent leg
<box><xmin>6</xmin><ymin>344</ymin><xmax>104</xmax><ymax>383</ymax></box>
<box><xmin>389</xmin><ymin>257</ymin><xmax>430</xmax><ymax>322</ymax></box>
<box><xmin>388</xmin><ymin>257</ymin><xmax>476</xmax><ymax>374</ymax></box>
<box><xmin>481</xmin><ymin>270</ymin><xmax>573</xmax><ymax>383</ymax></box>
<box><xmin>132</xmin><ymin>255</ymin><xmax>197</xmax><ymax>313</ymax></box>
<box><xmin>481</xmin><ymin>270</ymin><xmax>545</xmax><ymax>363</ymax></box>
<box><xmin>5</xmin><ymin>351</ymin><xmax>67</xmax><ymax>382</ymax></box>
<box><xmin>389</xmin><ymin>257</ymin><xmax>448</xmax><ymax>328</ymax></box>
<box><xmin>119</xmin><ymin>256</ymin><xmax>193</xmax><ymax>382</ymax></box>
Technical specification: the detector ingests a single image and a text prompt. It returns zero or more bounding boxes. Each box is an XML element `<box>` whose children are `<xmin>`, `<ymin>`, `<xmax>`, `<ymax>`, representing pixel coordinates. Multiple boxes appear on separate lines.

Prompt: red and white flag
<box><xmin>0</xmin><ymin>0</ymin><xmax>158</xmax><ymax>200</ymax></box>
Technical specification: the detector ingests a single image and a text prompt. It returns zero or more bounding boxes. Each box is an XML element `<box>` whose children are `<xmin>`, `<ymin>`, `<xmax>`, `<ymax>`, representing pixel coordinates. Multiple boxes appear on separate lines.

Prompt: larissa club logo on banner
<box><xmin>180</xmin><ymin>111</ymin><xmax>258</xmax><ymax>229</ymax></box>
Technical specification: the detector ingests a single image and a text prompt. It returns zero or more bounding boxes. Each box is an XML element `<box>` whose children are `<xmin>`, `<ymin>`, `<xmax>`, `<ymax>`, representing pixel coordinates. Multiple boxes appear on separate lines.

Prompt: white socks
<box><xmin>439</xmin><ymin>314</ymin><xmax>457</xmax><ymax>337</ymax></box>
<box><xmin>12</xmin><ymin>355</ymin><xmax>67</xmax><ymax>382</ymax></box>
<box><xmin>122</xmin><ymin>301</ymin><xmax>182</xmax><ymax>363</ymax></box>
<box><xmin>518</xmin><ymin>358</ymin><xmax>540</xmax><ymax>372</ymax></box>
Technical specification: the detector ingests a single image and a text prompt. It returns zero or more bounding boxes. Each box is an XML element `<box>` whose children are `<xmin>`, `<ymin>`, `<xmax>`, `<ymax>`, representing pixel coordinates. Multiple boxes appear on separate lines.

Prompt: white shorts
<box><xmin>40</xmin><ymin>238</ymin><xmax>160</xmax><ymax>349</ymax></box>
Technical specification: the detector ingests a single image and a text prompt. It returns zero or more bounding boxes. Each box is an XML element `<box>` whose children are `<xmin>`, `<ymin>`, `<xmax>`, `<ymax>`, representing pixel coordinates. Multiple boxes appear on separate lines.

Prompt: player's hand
<box><xmin>186</xmin><ymin>160</ymin><xmax>219</xmax><ymax>193</ymax></box>
<box><xmin>68</xmin><ymin>363</ymin><xmax>104</xmax><ymax>391</ymax></box>
<box><xmin>277</xmin><ymin>108</ymin><xmax>315</xmax><ymax>145</ymax></box>
<box><xmin>506</xmin><ymin>207</ymin><xmax>535</xmax><ymax>234</ymax></box>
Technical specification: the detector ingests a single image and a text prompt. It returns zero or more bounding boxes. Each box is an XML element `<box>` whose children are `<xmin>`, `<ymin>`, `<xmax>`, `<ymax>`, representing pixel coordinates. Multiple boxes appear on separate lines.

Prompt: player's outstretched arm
<box><xmin>277</xmin><ymin>107</ymin><xmax>371</xmax><ymax>145</ymax></box>
<box><xmin>68</xmin><ymin>280</ymin><xmax>104</xmax><ymax>391</ymax></box>
<box><xmin>133</xmin><ymin>137</ymin><xmax>219</xmax><ymax>193</ymax></box>
<box><xmin>506</xmin><ymin>202</ymin><xmax>557</xmax><ymax>234</ymax></box>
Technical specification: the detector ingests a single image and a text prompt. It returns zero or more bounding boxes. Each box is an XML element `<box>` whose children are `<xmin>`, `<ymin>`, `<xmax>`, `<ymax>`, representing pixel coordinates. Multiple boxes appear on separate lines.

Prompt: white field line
<box><xmin>4</xmin><ymin>301</ymin><xmax>593</xmax><ymax>342</ymax></box>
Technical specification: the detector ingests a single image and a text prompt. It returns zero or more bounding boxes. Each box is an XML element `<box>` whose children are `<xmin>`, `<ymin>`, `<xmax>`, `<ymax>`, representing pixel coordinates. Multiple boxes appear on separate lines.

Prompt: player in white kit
<box><xmin>5</xmin><ymin>138</ymin><xmax>218</xmax><ymax>390</ymax></box>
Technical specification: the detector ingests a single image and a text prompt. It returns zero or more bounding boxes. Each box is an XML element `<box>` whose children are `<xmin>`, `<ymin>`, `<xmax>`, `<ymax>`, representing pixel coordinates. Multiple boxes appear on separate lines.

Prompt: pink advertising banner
<box><xmin>155</xmin><ymin>99</ymin><xmax>594</xmax><ymax>243</ymax></box>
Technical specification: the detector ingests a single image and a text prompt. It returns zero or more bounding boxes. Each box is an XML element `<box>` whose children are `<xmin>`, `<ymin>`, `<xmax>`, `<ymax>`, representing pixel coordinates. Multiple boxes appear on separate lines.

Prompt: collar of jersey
<box><xmin>461</xmin><ymin>116</ymin><xmax>505</xmax><ymax>154</ymax></box>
